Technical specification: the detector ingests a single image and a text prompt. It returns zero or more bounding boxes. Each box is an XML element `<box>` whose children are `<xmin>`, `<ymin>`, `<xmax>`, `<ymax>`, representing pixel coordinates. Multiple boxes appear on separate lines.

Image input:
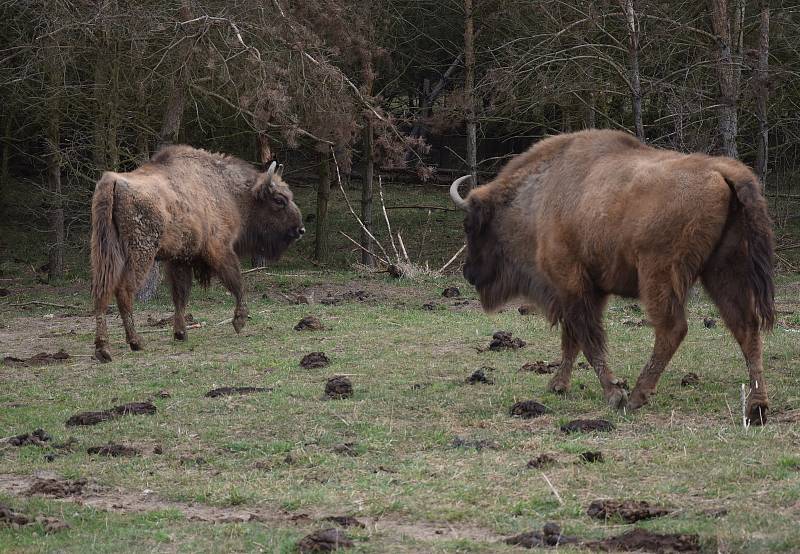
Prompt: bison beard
<box><xmin>451</xmin><ymin>129</ymin><xmax>775</xmax><ymax>424</ymax></box>
<box><xmin>90</xmin><ymin>146</ymin><xmax>304</xmax><ymax>362</ymax></box>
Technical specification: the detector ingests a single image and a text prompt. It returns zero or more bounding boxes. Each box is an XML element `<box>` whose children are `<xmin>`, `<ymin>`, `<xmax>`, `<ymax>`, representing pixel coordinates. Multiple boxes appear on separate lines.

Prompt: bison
<box><xmin>450</xmin><ymin>130</ymin><xmax>774</xmax><ymax>424</ymax></box>
<box><xmin>91</xmin><ymin>145</ymin><xmax>304</xmax><ymax>362</ymax></box>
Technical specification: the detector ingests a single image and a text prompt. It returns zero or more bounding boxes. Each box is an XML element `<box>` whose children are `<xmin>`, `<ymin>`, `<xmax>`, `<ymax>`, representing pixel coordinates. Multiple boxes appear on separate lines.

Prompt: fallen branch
<box><xmin>7</xmin><ymin>301</ymin><xmax>80</xmax><ymax>310</ymax></box>
<box><xmin>339</xmin><ymin>231</ymin><xmax>390</xmax><ymax>266</ymax></box>
<box><xmin>385</xmin><ymin>205</ymin><xmax>459</xmax><ymax>212</ymax></box>
<box><xmin>438</xmin><ymin>244</ymin><xmax>466</xmax><ymax>273</ymax></box>
<box><xmin>241</xmin><ymin>267</ymin><xmax>316</xmax><ymax>276</ymax></box>
<box><xmin>139</xmin><ymin>322</ymin><xmax>204</xmax><ymax>334</ymax></box>
<box><xmin>541</xmin><ymin>473</ymin><xmax>564</xmax><ymax>505</ymax></box>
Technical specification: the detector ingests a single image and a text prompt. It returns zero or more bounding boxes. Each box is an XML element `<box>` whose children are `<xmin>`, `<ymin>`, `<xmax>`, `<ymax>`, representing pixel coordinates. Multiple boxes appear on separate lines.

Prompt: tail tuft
<box><xmin>90</xmin><ymin>173</ymin><xmax>125</xmax><ymax>308</ymax></box>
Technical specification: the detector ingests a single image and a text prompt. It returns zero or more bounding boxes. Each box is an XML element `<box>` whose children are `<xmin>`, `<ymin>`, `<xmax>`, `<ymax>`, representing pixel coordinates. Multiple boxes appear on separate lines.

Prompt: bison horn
<box><xmin>277</xmin><ymin>163</ymin><xmax>284</xmax><ymax>177</ymax></box>
<box><xmin>265</xmin><ymin>161</ymin><xmax>277</xmax><ymax>185</ymax></box>
<box><xmin>449</xmin><ymin>175</ymin><xmax>472</xmax><ymax>211</ymax></box>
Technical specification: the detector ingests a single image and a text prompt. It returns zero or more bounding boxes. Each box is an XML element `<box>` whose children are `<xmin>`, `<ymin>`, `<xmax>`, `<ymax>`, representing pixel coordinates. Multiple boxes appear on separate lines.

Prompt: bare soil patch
<box><xmin>324</xmin><ymin>376</ymin><xmax>353</xmax><ymax>399</ymax></box>
<box><xmin>301</xmin><ymin>352</ymin><xmax>330</xmax><ymax>369</ymax></box>
<box><xmin>519</xmin><ymin>360</ymin><xmax>559</xmax><ymax>374</ymax></box>
<box><xmin>505</xmin><ymin>522</ymin><xmax>579</xmax><ymax>548</ymax></box>
<box><xmin>0</xmin><ymin>503</ymin><xmax>69</xmax><ymax>533</ymax></box>
<box><xmin>86</xmin><ymin>444</ymin><xmax>141</xmax><ymax>457</ymax></box>
<box><xmin>586</xmin><ymin>528</ymin><xmax>700</xmax><ymax>553</ymax></box>
<box><xmin>65</xmin><ymin>401</ymin><xmax>156</xmax><ymax>427</ymax></box>
<box><xmin>26</xmin><ymin>477</ymin><xmax>87</xmax><ymax>498</ymax></box>
<box><xmin>561</xmin><ymin>419</ymin><xmax>614</xmax><ymax>434</ymax></box>
<box><xmin>297</xmin><ymin>528</ymin><xmax>354</xmax><ymax>552</ymax></box>
<box><xmin>204</xmin><ymin>386</ymin><xmax>272</xmax><ymax>398</ymax></box>
<box><xmin>146</xmin><ymin>313</ymin><xmax>194</xmax><ymax>327</ymax></box>
<box><xmin>323</xmin><ymin>515</ymin><xmax>365</xmax><ymax>528</ymax></box>
<box><xmin>7</xmin><ymin>429</ymin><xmax>51</xmax><ymax>447</ymax></box>
<box><xmin>295</xmin><ymin>316</ymin><xmax>324</xmax><ymax>331</ymax></box>
<box><xmin>3</xmin><ymin>349</ymin><xmax>70</xmax><ymax>367</ymax></box>
<box><xmin>332</xmin><ymin>443</ymin><xmax>359</xmax><ymax>456</ymax></box>
<box><xmin>587</xmin><ymin>499</ymin><xmax>671</xmax><ymax>523</ymax></box>
<box><xmin>467</xmin><ymin>367</ymin><xmax>494</xmax><ymax>384</ymax></box>
<box><xmin>510</xmin><ymin>400</ymin><xmax>548</xmax><ymax>419</ymax></box>
<box><xmin>488</xmin><ymin>331</ymin><xmax>526</xmax><ymax>351</ymax></box>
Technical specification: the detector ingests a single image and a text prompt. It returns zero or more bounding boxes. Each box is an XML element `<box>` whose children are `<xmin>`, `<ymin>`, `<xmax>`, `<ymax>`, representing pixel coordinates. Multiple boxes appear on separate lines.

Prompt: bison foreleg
<box><xmin>115</xmin><ymin>285</ymin><xmax>142</xmax><ymax>351</ymax></box>
<box><xmin>547</xmin><ymin>329</ymin><xmax>580</xmax><ymax>394</ymax></box>
<box><xmin>215</xmin><ymin>252</ymin><xmax>248</xmax><ymax>334</ymax></box>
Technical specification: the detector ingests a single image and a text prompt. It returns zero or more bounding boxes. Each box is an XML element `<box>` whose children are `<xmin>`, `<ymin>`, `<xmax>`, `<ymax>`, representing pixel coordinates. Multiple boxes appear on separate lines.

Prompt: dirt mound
<box><xmin>527</xmin><ymin>453</ymin><xmax>557</xmax><ymax>469</ymax></box>
<box><xmin>8</xmin><ymin>429</ymin><xmax>51</xmax><ymax>447</ymax></box>
<box><xmin>320</xmin><ymin>289</ymin><xmax>371</xmax><ymax>305</ymax></box>
<box><xmin>0</xmin><ymin>503</ymin><xmax>69</xmax><ymax>533</ymax></box>
<box><xmin>703</xmin><ymin>317</ymin><xmax>717</xmax><ymax>328</ymax></box>
<box><xmin>510</xmin><ymin>400</ymin><xmax>548</xmax><ymax>419</ymax></box>
<box><xmin>579</xmin><ymin>451</ymin><xmax>604</xmax><ymax>463</ymax></box>
<box><xmin>297</xmin><ymin>528</ymin><xmax>354</xmax><ymax>552</ymax></box>
<box><xmin>488</xmin><ymin>331</ymin><xmax>526</xmax><ymax>350</ymax></box>
<box><xmin>561</xmin><ymin>419</ymin><xmax>614</xmax><ymax>434</ymax></box>
<box><xmin>587</xmin><ymin>499</ymin><xmax>671</xmax><ymax>523</ymax></box>
<box><xmin>3</xmin><ymin>350</ymin><xmax>70</xmax><ymax>367</ymax></box>
<box><xmin>680</xmin><ymin>373</ymin><xmax>700</xmax><ymax>387</ymax></box>
<box><xmin>467</xmin><ymin>367</ymin><xmax>494</xmax><ymax>384</ymax></box>
<box><xmin>520</xmin><ymin>360</ymin><xmax>559</xmax><ymax>374</ymax></box>
<box><xmin>442</xmin><ymin>286</ymin><xmax>461</xmax><ymax>298</ymax></box>
<box><xmin>26</xmin><ymin>477</ymin><xmax>87</xmax><ymax>498</ymax></box>
<box><xmin>66</xmin><ymin>401</ymin><xmax>156</xmax><ymax>426</ymax></box>
<box><xmin>301</xmin><ymin>352</ymin><xmax>330</xmax><ymax>369</ymax></box>
<box><xmin>295</xmin><ymin>316</ymin><xmax>324</xmax><ymax>331</ymax></box>
<box><xmin>586</xmin><ymin>528</ymin><xmax>700</xmax><ymax>553</ymax></box>
<box><xmin>325</xmin><ymin>376</ymin><xmax>353</xmax><ymax>399</ymax></box>
<box><xmin>87</xmin><ymin>444</ymin><xmax>141</xmax><ymax>457</ymax></box>
<box><xmin>324</xmin><ymin>515</ymin><xmax>365</xmax><ymax>528</ymax></box>
<box><xmin>332</xmin><ymin>443</ymin><xmax>359</xmax><ymax>456</ymax></box>
<box><xmin>505</xmin><ymin>522</ymin><xmax>579</xmax><ymax>548</ymax></box>
<box><xmin>205</xmin><ymin>387</ymin><xmax>271</xmax><ymax>398</ymax></box>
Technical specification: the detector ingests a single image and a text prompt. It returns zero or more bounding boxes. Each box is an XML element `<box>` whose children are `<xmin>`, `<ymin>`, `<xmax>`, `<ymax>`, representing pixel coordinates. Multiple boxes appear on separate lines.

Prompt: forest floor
<box><xmin>1</xmin><ymin>268</ymin><xmax>799</xmax><ymax>553</ymax></box>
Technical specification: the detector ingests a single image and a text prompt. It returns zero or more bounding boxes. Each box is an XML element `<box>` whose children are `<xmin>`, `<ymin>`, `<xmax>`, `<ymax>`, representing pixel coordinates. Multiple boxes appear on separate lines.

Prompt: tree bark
<box><xmin>464</xmin><ymin>0</ymin><xmax>477</xmax><ymax>188</ymax></box>
<box><xmin>45</xmin><ymin>41</ymin><xmax>64</xmax><ymax>280</ymax></box>
<box><xmin>314</xmin><ymin>150</ymin><xmax>331</xmax><ymax>261</ymax></box>
<box><xmin>361</xmin><ymin>117</ymin><xmax>375</xmax><ymax>267</ymax></box>
<box><xmin>138</xmin><ymin>0</ymin><xmax>193</xmax><ymax>301</ymax></box>
<box><xmin>622</xmin><ymin>0</ymin><xmax>644</xmax><ymax>140</ymax></box>
<box><xmin>754</xmin><ymin>0</ymin><xmax>769</xmax><ymax>183</ymax></box>
<box><xmin>1</xmin><ymin>113</ymin><xmax>11</xmax><ymax>203</ymax></box>
<box><xmin>708</xmin><ymin>0</ymin><xmax>745</xmax><ymax>158</ymax></box>
<box><xmin>251</xmin><ymin>132</ymin><xmax>273</xmax><ymax>268</ymax></box>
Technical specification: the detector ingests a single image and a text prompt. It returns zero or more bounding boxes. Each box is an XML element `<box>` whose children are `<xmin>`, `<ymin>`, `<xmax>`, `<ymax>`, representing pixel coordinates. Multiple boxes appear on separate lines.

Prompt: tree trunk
<box><xmin>138</xmin><ymin>0</ymin><xmax>193</xmax><ymax>301</ymax></box>
<box><xmin>1</xmin><ymin>113</ymin><xmax>11</xmax><ymax>203</ymax></box>
<box><xmin>45</xmin><ymin>45</ymin><xmax>64</xmax><ymax>280</ymax></box>
<box><xmin>708</xmin><ymin>0</ymin><xmax>744</xmax><ymax>158</ymax></box>
<box><xmin>314</xmin><ymin>150</ymin><xmax>331</xmax><ymax>262</ymax></box>
<box><xmin>754</xmin><ymin>0</ymin><xmax>769</xmax><ymax>183</ymax></box>
<box><xmin>464</xmin><ymin>0</ymin><xmax>477</xmax><ymax>188</ymax></box>
<box><xmin>622</xmin><ymin>0</ymin><xmax>644</xmax><ymax>140</ymax></box>
<box><xmin>251</xmin><ymin>132</ymin><xmax>273</xmax><ymax>268</ymax></box>
<box><xmin>361</xmin><ymin>118</ymin><xmax>375</xmax><ymax>267</ymax></box>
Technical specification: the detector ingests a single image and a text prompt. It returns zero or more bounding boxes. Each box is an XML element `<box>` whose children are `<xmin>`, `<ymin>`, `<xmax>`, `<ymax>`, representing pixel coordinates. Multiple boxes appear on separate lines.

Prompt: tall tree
<box><xmin>754</xmin><ymin>0</ymin><xmax>769</xmax><ymax>183</ymax></box>
<box><xmin>708</xmin><ymin>0</ymin><xmax>745</xmax><ymax>158</ymax></box>
<box><xmin>464</xmin><ymin>0</ymin><xmax>478</xmax><ymax>187</ymax></box>
<box><xmin>622</xmin><ymin>0</ymin><xmax>644</xmax><ymax>139</ymax></box>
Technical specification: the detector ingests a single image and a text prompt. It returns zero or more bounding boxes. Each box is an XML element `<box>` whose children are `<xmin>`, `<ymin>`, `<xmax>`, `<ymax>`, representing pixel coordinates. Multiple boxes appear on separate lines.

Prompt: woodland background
<box><xmin>1</xmin><ymin>0</ymin><xmax>799</xmax><ymax>281</ymax></box>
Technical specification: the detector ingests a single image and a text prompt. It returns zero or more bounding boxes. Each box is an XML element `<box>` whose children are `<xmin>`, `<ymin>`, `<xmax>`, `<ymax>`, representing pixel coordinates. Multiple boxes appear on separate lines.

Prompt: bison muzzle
<box><xmin>91</xmin><ymin>145</ymin><xmax>304</xmax><ymax>362</ymax></box>
<box><xmin>450</xmin><ymin>130</ymin><xmax>775</xmax><ymax>425</ymax></box>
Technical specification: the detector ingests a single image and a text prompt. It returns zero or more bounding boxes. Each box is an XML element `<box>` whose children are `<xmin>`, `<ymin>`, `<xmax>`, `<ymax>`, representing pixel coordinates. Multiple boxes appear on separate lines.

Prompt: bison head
<box><xmin>247</xmin><ymin>161</ymin><xmax>304</xmax><ymax>261</ymax></box>
<box><xmin>451</xmin><ymin>175</ymin><xmax>541</xmax><ymax>313</ymax></box>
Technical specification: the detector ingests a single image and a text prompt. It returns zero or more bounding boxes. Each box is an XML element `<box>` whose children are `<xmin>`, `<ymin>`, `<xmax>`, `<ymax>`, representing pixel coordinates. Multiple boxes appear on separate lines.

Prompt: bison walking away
<box><xmin>450</xmin><ymin>130</ymin><xmax>774</xmax><ymax>424</ymax></box>
<box><xmin>91</xmin><ymin>146</ymin><xmax>304</xmax><ymax>362</ymax></box>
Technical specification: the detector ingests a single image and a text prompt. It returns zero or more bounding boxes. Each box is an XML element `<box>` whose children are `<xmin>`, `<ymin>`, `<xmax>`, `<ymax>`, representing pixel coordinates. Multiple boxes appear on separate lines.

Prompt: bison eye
<box><xmin>273</xmin><ymin>195</ymin><xmax>287</xmax><ymax>209</ymax></box>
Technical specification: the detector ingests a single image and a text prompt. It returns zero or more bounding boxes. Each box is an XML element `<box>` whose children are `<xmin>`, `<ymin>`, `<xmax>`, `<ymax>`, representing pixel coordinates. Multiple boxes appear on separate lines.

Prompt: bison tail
<box><xmin>90</xmin><ymin>172</ymin><xmax>125</xmax><ymax>309</ymax></box>
<box><xmin>717</xmin><ymin>164</ymin><xmax>776</xmax><ymax>330</ymax></box>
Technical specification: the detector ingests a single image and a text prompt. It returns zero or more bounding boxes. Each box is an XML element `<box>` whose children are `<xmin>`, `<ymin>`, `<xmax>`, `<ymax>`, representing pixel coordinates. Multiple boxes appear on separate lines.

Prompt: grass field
<box><xmin>1</xmin><ymin>182</ymin><xmax>800</xmax><ymax>552</ymax></box>
<box><xmin>1</xmin><ymin>268</ymin><xmax>799</xmax><ymax>553</ymax></box>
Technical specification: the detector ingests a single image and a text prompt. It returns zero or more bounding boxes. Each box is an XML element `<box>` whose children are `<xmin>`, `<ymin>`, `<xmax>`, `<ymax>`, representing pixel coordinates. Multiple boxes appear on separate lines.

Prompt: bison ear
<box><xmin>469</xmin><ymin>198</ymin><xmax>494</xmax><ymax>234</ymax></box>
<box><xmin>252</xmin><ymin>174</ymin><xmax>276</xmax><ymax>202</ymax></box>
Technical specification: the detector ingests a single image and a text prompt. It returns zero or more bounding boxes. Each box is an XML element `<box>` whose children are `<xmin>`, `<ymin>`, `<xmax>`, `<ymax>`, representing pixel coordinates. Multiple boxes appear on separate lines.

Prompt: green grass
<box><xmin>1</xmin><ymin>268</ymin><xmax>799</xmax><ymax>552</ymax></box>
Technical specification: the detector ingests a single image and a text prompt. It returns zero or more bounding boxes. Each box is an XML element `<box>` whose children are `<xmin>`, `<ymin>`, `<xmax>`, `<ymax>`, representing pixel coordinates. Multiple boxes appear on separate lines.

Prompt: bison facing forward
<box><xmin>91</xmin><ymin>145</ymin><xmax>304</xmax><ymax>362</ymax></box>
<box><xmin>450</xmin><ymin>130</ymin><xmax>774</xmax><ymax>424</ymax></box>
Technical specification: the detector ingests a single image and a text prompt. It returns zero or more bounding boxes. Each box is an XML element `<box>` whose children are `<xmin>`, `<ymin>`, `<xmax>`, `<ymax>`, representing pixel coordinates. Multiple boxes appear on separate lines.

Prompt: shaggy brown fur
<box><xmin>91</xmin><ymin>145</ymin><xmax>304</xmax><ymax>362</ymax></box>
<box><xmin>452</xmin><ymin>130</ymin><xmax>774</xmax><ymax>424</ymax></box>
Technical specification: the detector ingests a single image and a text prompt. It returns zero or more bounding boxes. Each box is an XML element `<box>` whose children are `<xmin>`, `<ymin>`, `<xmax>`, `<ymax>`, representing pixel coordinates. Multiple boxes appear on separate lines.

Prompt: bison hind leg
<box><xmin>166</xmin><ymin>261</ymin><xmax>193</xmax><ymax>341</ymax></box>
<box><xmin>547</xmin><ymin>328</ymin><xmax>580</xmax><ymax>394</ymax></box>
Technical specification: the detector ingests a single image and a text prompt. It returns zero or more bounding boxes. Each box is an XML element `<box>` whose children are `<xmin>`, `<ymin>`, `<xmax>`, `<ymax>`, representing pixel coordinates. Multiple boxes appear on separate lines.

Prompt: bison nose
<box><xmin>298</xmin><ymin>227</ymin><xmax>305</xmax><ymax>236</ymax></box>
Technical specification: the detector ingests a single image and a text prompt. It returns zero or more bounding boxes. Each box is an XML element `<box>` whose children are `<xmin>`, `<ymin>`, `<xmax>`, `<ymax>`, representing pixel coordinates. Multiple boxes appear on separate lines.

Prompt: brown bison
<box><xmin>91</xmin><ymin>145</ymin><xmax>304</xmax><ymax>362</ymax></box>
<box><xmin>450</xmin><ymin>130</ymin><xmax>774</xmax><ymax>424</ymax></box>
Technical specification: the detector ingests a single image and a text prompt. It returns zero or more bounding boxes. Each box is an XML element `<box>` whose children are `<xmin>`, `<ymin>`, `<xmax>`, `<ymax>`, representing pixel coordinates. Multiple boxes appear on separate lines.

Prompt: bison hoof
<box><xmin>605</xmin><ymin>386</ymin><xmax>628</xmax><ymax>411</ymax></box>
<box><xmin>232</xmin><ymin>316</ymin><xmax>246</xmax><ymax>334</ymax></box>
<box><xmin>95</xmin><ymin>348</ymin><xmax>112</xmax><ymax>363</ymax></box>
<box><xmin>547</xmin><ymin>378</ymin><xmax>571</xmax><ymax>394</ymax></box>
<box><xmin>626</xmin><ymin>389</ymin><xmax>649</xmax><ymax>411</ymax></box>
<box><xmin>746</xmin><ymin>402</ymin><xmax>768</xmax><ymax>426</ymax></box>
<box><xmin>129</xmin><ymin>341</ymin><xmax>142</xmax><ymax>352</ymax></box>
<box><xmin>174</xmin><ymin>331</ymin><xmax>187</xmax><ymax>341</ymax></box>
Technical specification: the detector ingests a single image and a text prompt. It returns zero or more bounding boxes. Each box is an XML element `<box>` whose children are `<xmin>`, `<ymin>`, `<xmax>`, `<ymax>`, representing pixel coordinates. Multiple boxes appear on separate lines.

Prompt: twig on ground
<box><xmin>7</xmin><ymin>301</ymin><xmax>80</xmax><ymax>310</ymax></box>
<box><xmin>241</xmin><ymin>267</ymin><xmax>315</xmax><ymax>276</ymax></box>
<box><xmin>741</xmin><ymin>384</ymin><xmax>749</xmax><ymax>428</ymax></box>
<box><xmin>385</xmin><ymin>205</ymin><xmax>458</xmax><ymax>212</ymax></box>
<box><xmin>140</xmin><ymin>323</ymin><xmax>204</xmax><ymax>334</ymax></box>
<box><xmin>541</xmin><ymin>473</ymin><xmax>564</xmax><ymax>505</ymax></box>
<box><xmin>438</xmin><ymin>244</ymin><xmax>466</xmax><ymax>273</ymax></box>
